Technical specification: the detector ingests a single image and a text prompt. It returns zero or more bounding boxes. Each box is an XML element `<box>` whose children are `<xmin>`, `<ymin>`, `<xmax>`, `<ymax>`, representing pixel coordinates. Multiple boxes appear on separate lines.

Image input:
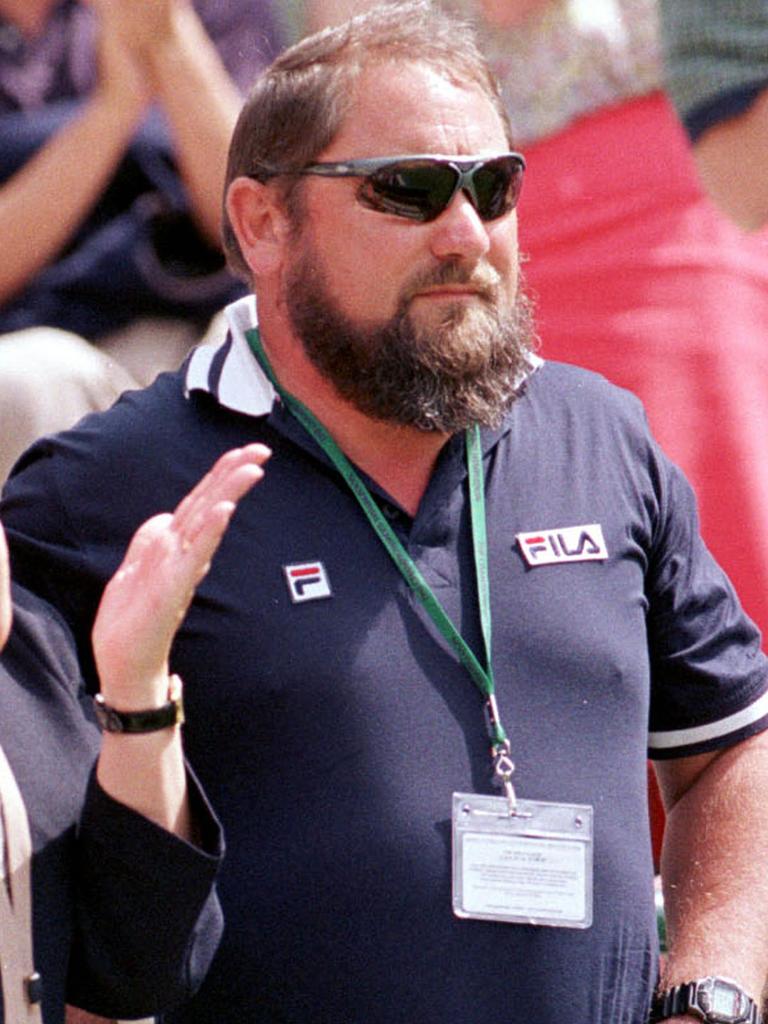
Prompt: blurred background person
<box><xmin>0</xmin><ymin>0</ymin><xmax>286</xmax><ymax>481</ymax></box>
<box><xmin>660</xmin><ymin>0</ymin><xmax>768</xmax><ymax>231</ymax></box>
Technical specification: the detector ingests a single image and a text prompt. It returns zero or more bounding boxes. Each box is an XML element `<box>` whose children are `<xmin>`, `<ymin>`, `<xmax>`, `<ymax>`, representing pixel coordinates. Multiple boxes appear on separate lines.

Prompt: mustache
<box><xmin>401</xmin><ymin>261</ymin><xmax>502</xmax><ymax>304</ymax></box>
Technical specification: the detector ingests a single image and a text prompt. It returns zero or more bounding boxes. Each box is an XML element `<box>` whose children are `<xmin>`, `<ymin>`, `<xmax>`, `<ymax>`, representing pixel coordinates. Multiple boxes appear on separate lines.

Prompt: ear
<box><xmin>225</xmin><ymin>177</ymin><xmax>291</xmax><ymax>278</ymax></box>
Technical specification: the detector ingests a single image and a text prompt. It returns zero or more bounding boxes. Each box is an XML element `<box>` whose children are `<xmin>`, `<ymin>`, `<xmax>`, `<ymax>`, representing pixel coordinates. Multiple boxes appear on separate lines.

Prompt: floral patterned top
<box><xmin>467</xmin><ymin>0</ymin><xmax>661</xmax><ymax>144</ymax></box>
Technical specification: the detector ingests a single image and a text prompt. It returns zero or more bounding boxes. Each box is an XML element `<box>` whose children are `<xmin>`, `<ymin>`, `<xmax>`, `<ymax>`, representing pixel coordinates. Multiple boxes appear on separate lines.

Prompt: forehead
<box><xmin>322</xmin><ymin>61</ymin><xmax>509</xmax><ymax>160</ymax></box>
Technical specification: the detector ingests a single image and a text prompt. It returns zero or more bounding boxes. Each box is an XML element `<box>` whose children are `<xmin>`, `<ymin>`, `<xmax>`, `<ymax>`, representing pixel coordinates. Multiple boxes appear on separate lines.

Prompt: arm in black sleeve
<box><xmin>66</xmin><ymin>766</ymin><xmax>224</xmax><ymax>1019</ymax></box>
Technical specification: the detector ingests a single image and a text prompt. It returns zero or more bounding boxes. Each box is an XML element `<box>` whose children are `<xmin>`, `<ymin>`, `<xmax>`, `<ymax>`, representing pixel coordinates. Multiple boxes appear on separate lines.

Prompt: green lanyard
<box><xmin>245</xmin><ymin>328</ymin><xmax>513</xmax><ymax>770</ymax></box>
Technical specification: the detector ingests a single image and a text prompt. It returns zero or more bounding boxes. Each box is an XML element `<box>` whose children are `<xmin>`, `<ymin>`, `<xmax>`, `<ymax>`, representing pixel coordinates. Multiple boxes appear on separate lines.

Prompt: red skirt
<box><xmin>520</xmin><ymin>91</ymin><xmax>768</xmax><ymax>642</ymax></box>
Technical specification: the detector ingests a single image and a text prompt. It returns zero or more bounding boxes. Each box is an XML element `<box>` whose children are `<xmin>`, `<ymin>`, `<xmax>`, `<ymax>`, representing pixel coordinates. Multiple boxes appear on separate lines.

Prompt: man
<box><xmin>660</xmin><ymin>0</ymin><xmax>768</xmax><ymax>231</ymax></box>
<box><xmin>2</xmin><ymin>3</ymin><xmax>768</xmax><ymax>1021</ymax></box>
<box><xmin>0</xmin><ymin>440</ymin><xmax>270</xmax><ymax>1022</ymax></box>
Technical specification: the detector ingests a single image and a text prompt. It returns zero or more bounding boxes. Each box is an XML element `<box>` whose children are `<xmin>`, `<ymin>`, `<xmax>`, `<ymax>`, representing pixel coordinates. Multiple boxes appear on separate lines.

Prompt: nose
<box><xmin>428</xmin><ymin>190</ymin><xmax>492</xmax><ymax>262</ymax></box>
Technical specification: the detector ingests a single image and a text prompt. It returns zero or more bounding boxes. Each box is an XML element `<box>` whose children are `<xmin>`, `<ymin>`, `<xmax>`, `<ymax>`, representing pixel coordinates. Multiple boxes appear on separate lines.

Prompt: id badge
<box><xmin>451</xmin><ymin>792</ymin><xmax>593</xmax><ymax>929</ymax></box>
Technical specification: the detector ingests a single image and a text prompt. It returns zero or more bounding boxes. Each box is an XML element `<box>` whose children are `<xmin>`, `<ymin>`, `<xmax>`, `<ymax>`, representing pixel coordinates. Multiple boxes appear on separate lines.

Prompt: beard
<box><xmin>284</xmin><ymin>242</ymin><xmax>537</xmax><ymax>434</ymax></box>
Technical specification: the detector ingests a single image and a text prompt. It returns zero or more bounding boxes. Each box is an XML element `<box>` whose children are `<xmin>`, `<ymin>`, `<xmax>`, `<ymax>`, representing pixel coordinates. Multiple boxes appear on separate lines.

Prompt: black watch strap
<box><xmin>93</xmin><ymin>677</ymin><xmax>185</xmax><ymax>734</ymax></box>
<box><xmin>651</xmin><ymin>977</ymin><xmax>763</xmax><ymax>1024</ymax></box>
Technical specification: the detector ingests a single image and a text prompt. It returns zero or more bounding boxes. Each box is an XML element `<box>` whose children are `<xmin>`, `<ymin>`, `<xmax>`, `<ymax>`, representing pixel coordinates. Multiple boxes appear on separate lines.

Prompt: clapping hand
<box><xmin>92</xmin><ymin>444</ymin><xmax>270</xmax><ymax>710</ymax></box>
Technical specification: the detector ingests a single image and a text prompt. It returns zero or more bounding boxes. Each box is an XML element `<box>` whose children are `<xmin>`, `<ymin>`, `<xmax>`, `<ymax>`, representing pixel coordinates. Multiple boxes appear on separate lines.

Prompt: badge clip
<box><xmin>491</xmin><ymin>741</ymin><xmax>531</xmax><ymax>819</ymax></box>
<box><xmin>485</xmin><ymin>695</ymin><xmax>530</xmax><ymax>819</ymax></box>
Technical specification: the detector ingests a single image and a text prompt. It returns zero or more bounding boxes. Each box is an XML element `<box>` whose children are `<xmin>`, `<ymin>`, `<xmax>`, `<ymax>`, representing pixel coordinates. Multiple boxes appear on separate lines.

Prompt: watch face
<box><xmin>712</xmin><ymin>988</ymin><xmax>740</xmax><ymax>1016</ymax></box>
<box><xmin>699</xmin><ymin>978</ymin><xmax>749</xmax><ymax>1023</ymax></box>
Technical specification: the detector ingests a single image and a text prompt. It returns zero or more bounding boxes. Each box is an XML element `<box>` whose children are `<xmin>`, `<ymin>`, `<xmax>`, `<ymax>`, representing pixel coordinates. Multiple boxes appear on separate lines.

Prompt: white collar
<box><xmin>185</xmin><ymin>295</ymin><xmax>276</xmax><ymax>417</ymax></box>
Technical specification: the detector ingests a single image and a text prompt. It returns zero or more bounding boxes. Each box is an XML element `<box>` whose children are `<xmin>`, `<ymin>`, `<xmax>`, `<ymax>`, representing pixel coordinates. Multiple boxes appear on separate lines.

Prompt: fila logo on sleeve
<box><xmin>516</xmin><ymin>523</ymin><xmax>608</xmax><ymax>567</ymax></box>
<box><xmin>283</xmin><ymin>562</ymin><xmax>332</xmax><ymax>603</ymax></box>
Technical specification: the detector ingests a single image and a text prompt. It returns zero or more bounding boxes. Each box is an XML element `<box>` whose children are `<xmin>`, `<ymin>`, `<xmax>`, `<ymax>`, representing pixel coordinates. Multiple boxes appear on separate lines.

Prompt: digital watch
<box><xmin>650</xmin><ymin>977</ymin><xmax>763</xmax><ymax>1024</ymax></box>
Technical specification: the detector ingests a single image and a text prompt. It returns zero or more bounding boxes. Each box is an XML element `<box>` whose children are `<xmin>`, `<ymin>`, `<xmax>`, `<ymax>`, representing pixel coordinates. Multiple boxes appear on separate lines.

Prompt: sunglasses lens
<box><xmin>361</xmin><ymin>161</ymin><xmax>459</xmax><ymax>221</ymax></box>
<box><xmin>472</xmin><ymin>156</ymin><xmax>524</xmax><ymax>220</ymax></box>
<box><xmin>358</xmin><ymin>155</ymin><xmax>524</xmax><ymax>222</ymax></box>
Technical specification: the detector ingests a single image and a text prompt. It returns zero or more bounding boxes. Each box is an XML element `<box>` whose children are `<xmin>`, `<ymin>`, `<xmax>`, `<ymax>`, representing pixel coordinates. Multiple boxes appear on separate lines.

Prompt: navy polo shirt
<box><xmin>2</xmin><ymin>296</ymin><xmax>767</xmax><ymax>1024</ymax></box>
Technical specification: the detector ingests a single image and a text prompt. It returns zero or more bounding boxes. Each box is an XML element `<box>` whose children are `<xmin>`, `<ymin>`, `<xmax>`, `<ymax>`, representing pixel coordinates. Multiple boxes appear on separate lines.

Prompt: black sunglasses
<box><xmin>254</xmin><ymin>152</ymin><xmax>526</xmax><ymax>223</ymax></box>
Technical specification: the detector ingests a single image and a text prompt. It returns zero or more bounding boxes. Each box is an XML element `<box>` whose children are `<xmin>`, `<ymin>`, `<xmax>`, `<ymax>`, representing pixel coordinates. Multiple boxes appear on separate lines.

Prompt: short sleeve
<box><xmin>646</xmin><ymin>449</ymin><xmax>768</xmax><ymax>758</ymax></box>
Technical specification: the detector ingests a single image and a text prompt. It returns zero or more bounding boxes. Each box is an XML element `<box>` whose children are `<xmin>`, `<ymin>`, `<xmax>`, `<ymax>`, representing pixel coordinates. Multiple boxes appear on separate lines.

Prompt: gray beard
<box><xmin>285</xmin><ymin>254</ymin><xmax>537</xmax><ymax>433</ymax></box>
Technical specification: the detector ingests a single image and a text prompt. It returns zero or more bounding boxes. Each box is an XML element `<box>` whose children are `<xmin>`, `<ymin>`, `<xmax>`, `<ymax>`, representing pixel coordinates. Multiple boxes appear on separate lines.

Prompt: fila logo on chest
<box><xmin>283</xmin><ymin>562</ymin><xmax>332</xmax><ymax>602</ymax></box>
<box><xmin>516</xmin><ymin>523</ymin><xmax>608</xmax><ymax>567</ymax></box>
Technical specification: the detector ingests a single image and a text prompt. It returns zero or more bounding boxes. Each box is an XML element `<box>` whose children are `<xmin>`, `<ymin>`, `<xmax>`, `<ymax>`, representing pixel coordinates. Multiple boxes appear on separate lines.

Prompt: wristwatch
<box><xmin>93</xmin><ymin>676</ymin><xmax>185</xmax><ymax>733</ymax></box>
<box><xmin>650</xmin><ymin>977</ymin><xmax>763</xmax><ymax>1024</ymax></box>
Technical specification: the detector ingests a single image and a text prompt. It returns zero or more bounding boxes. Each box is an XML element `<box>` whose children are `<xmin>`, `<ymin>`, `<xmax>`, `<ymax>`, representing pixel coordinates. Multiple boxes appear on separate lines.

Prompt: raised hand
<box><xmin>92</xmin><ymin>444</ymin><xmax>270</xmax><ymax>711</ymax></box>
<box><xmin>82</xmin><ymin>0</ymin><xmax>190</xmax><ymax>57</ymax></box>
<box><xmin>84</xmin><ymin>0</ymin><xmax>241</xmax><ymax>246</ymax></box>
<box><xmin>79</xmin><ymin>0</ymin><xmax>149</xmax><ymax>114</ymax></box>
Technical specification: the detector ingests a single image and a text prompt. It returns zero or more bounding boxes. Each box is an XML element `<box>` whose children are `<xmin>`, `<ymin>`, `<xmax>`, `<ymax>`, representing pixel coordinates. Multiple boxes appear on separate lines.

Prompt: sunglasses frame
<box><xmin>254</xmin><ymin>152</ymin><xmax>526</xmax><ymax>223</ymax></box>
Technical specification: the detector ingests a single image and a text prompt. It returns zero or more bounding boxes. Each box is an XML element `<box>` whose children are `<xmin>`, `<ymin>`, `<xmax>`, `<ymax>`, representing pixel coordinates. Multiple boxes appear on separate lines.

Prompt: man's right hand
<box><xmin>92</xmin><ymin>443</ymin><xmax>271</xmax><ymax>711</ymax></box>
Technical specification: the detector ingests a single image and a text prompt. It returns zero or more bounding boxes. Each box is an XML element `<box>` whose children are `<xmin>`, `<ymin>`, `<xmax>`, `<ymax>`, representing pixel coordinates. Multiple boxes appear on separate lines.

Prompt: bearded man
<box><xmin>2</xmin><ymin>4</ymin><xmax>768</xmax><ymax>1023</ymax></box>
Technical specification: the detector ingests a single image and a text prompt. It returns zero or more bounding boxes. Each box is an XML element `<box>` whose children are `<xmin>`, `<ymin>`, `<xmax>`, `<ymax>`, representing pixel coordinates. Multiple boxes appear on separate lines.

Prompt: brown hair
<box><xmin>222</xmin><ymin>0</ymin><xmax>512</xmax><ymax>280</ymax></box>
